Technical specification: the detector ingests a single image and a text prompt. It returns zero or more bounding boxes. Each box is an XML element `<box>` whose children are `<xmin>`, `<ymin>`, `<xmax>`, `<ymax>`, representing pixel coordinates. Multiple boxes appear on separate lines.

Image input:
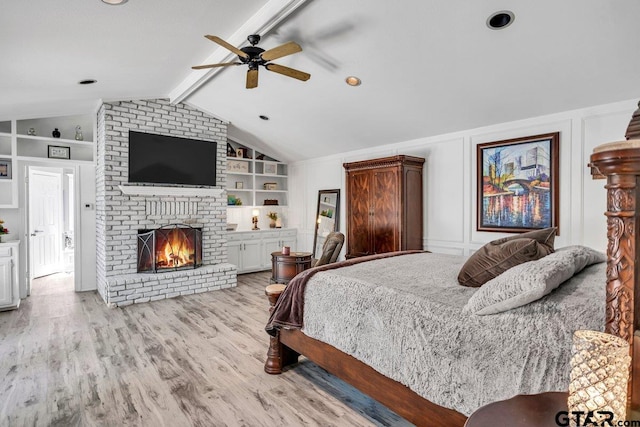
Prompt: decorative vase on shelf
<box><xmin>74</xmin><ymin>126</ymin><xmax>83</xmax><ymax>141</ymax></box>
<box><xmin>28</xmin><ymin>127</ymin><xmax>36</xmax><ymax>136</ymax></box>
<box><xmin>270</xmin><ymin>219</ymin><xmax>276</xmax><ymax>228</ymax></box>
<box><xmin>52</xmin><ymin>128</ymin><xmax>61</xmax><ymax>138</ymax></box>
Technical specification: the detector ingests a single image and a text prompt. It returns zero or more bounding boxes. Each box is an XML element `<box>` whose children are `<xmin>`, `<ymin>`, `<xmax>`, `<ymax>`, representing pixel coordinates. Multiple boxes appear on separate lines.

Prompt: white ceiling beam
<box><xmin>169</xmin><ymin>0</ymin><xmax>309</xmax><ymax>105</ymax></box>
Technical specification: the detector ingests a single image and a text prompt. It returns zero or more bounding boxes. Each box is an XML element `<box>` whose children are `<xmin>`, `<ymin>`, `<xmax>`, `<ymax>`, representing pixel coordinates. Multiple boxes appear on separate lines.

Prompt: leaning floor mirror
<box><xmin>312</xmin><ymin>189</ymin><xmax>340</xmax><ymax>259</ymax></box>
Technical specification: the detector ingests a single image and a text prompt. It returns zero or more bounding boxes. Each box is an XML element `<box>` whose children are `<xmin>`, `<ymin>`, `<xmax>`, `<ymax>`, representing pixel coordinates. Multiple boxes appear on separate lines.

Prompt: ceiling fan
<box><xmin>192</xmin><ymin>34</ymin><xmax>311</xmax><ymax>89</ymax></box>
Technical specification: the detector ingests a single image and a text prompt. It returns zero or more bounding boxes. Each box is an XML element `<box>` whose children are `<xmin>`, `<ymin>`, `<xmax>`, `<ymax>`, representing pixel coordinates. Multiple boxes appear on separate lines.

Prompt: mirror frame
<box><xmin>312</xmin><ymin>189</ymin><xmax>341</xmax><ymax>259</ymax></box>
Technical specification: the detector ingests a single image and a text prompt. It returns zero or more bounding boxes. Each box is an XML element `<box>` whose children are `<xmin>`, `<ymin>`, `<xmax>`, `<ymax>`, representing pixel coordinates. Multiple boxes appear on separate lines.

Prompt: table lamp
<box><xmin>252</xmin><ymin>209</ymin><xmax>260</xmax><ymax>230</ymax></box>
<box><xmin>568</xmin><ymin>330</ymin><xmax>631</xmax><ymax>426</ymax></box>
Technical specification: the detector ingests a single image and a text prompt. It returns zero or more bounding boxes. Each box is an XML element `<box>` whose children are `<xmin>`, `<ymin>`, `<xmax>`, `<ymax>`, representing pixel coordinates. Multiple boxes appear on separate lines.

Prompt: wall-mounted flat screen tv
<box><xmin>128</xmin><ymin>131</ymin><xmax>217</xmax><ymax>186</ymax></box>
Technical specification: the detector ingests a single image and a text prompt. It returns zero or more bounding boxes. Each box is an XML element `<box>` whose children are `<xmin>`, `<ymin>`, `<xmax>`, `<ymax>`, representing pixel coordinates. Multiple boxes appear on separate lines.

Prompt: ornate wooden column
<box><xmin>589</xmin><ymin>101</ymin><xmax>640</xmax><ymax>411</ymax></box>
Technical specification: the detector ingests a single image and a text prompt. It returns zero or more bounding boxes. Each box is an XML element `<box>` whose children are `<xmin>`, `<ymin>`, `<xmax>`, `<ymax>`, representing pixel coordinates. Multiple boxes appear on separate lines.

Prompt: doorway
<box><xmin>27</xmin><ymin>166</ymin><xmax>75</xmax><ymax>294</ymax></box>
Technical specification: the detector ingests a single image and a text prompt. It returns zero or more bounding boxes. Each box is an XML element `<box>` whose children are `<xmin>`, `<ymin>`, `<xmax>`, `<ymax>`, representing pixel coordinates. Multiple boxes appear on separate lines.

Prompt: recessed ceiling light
<box><xmin>487</xmin><ymin>11</ymin><xmax>515</xmax><ymax>30</ymax></box>
<box><xmin>259</xmin><ymin>115</ymin><xmax>269</xmax><ymax>121</ymax></box>
<box><xmin>101</xmin><ymin>0</ymin><xmax>128</xmax><ymax>5</ymax></box>
<box><xmin>78</xmin><ymin>79</ymin><xmax>97</xmax><ymax>85</ymax></box>
<box><xmin>345</xmin><ymin>76</ymin><xmax>361</xmax><ymax>86</ymax></box>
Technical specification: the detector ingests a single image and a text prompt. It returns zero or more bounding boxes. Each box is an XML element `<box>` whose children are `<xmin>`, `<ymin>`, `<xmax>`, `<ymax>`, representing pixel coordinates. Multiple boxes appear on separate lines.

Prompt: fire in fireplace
<box><xmin>137</xmin><ymin>224</ymin><xmax>202</xmax><ymax>273</ymax></box>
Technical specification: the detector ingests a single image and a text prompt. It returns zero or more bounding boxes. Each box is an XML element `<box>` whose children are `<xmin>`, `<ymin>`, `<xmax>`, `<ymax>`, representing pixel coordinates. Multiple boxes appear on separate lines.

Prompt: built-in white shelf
<box><xmin>16</xmin><ymin>134</ymin><xmax>94</xmax><ymax>147</ymax></box>
<box><xmin>226</xmin><ymin>139</ymin><xmax>288</xmax><ymax>208</ymax></box>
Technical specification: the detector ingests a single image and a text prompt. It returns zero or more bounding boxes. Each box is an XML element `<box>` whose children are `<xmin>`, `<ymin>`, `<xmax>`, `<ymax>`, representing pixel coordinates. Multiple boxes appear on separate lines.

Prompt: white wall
<box><xmin>77</xmin><ymin>164</ymin><xmax>96</xmax><ymax>292</ymax></box>
<box><xmin>289</xmin><ymin>98</ymin><xmax>638</xmax><ymax>255</ymax></box>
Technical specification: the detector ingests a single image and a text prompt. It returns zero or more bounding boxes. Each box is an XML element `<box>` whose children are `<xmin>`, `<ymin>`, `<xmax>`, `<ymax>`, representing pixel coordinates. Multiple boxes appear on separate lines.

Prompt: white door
<box><xmin>242</xmin><ymin>240</ymin><xmax>262</xmax><ymax>271</ymax></box>
<box><xmin>228</xmin><ymin>240</ymin><xmax>242</xmax><ymax>271</ymax></box>
<box><xmin>29</xmin><ymin>170</ymin><xmax>63</xmax><ymax>278</ymax></box>
<box><xmin>262</xmin><ymin>238</ymin><xmax>281</xmax><ymax>268</ymax></box>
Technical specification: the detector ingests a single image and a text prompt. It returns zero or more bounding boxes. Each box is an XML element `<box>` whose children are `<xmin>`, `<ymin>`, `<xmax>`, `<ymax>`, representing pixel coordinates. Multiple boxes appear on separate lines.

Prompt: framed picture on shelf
<box><xmin>228</xmin><ymin>159</ymin><xmax>249</xmax><ymax>173</ymax></box>
<box><xmin>236</xmin><ymin>148</ymin><xmax>245</xmax><ymax>158</ymax></box>
<box><xmin>235</xmin><ymin>182</ymin><xmax>244</xmax><ymax>189</ymax></box>
<box><xmin>477</xmin><ymin>132</ymin><xmax>560</xmax><ymax>234</ymax></box>
<box><xmin>48</xmin><ymin>145</ymin><xmax>71</xmax><ymax>160</ymax></box>
<box><xmin>0</xmin><ymin>159</ymin><xmax>11</xmax><ymax>179</ymax></box>
<box><xmin>263</xmin><ymin>161</ymin><xmax>278</xmax><ymax>175</ymax></box>
<box><xmin>263</xmin><ymin>182</ymin><xmax>277</xmax><ymax>190</ymax></box>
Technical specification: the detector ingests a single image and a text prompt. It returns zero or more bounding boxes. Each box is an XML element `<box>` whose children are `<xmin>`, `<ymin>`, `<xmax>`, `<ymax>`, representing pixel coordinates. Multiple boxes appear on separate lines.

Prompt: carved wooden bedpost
<box><xmin>264</xmin><ymin>284</ymin><xmax>299</xmax><ymax>374</ymax></box>
<box><xmin>589</xmin><ymin>100</ymin><xmax>640</xmax><ymax>412</ymax></box>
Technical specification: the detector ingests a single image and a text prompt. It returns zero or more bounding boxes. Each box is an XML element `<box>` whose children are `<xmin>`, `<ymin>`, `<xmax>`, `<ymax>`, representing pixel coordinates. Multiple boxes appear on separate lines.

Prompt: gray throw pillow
<box><xmin>463</xmin><ymin>245</ymin><xmax>606</xmax><ymax>315</ymax></box>
<box><xmin>457</xmin><ymin>227</ymin><xmax>557</xmax><ymax>287</ymax></box>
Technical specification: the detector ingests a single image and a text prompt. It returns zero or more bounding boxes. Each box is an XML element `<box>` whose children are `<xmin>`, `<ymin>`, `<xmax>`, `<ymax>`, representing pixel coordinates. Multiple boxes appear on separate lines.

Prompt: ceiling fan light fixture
<box><xmin>101</xmin><ymin>0</ymin><xmax>128</xmax><ymax>5</ymax></box>
<box><xmin>487</xmin><ymin>11</ymin><xmax>515</xmax><ymax>30</ymax></box>
<box><xmin>345</xmin><ymin>76</ymin><xmax>361</xmax><ymax>86</ymax></box>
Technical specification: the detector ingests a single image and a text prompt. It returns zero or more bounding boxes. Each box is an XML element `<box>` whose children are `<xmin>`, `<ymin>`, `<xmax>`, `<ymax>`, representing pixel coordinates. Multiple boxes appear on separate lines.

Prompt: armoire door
<box><xmin>347</xmin><ymin>169</ymin><xmax>372</xmax><ymax>257</ymax></box>
<box><xmin>371</xmin><ymin>167</ymin><xmax>400</xmax><ymax>254</ymax></box>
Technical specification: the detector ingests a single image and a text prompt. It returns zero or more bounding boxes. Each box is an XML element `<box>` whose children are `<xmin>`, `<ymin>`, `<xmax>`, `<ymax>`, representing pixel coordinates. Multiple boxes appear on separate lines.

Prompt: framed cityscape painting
<box><xmin>477</xmin><ymin>132</ymin><xmax>560</xmax><ymax>234</ymax></box>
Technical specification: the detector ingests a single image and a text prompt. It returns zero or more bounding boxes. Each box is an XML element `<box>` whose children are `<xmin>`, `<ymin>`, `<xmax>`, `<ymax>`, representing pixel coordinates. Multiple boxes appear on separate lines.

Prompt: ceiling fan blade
<box><xmin>246</xmin><ymin>69</ymin><xmax>258</xmax><ymax>89</ymax></box>
<box><xmin>191</xmin><ymin>62</ymin><xmax>241</xmax><ymax>70</ymax></box>
<box><xmin>205</xmin><ymin>35</ymin><xmax>249</xmax><ymax>59</ymax></box>
<box><xmin>265</xmin><ymin>63</ymin><xmax>310</xmax><ymax>81</ymax></box>
<box><xmin>261</xmin><ymin>41</ymin><xmax>302</xmax><ymax>61</ymax></box>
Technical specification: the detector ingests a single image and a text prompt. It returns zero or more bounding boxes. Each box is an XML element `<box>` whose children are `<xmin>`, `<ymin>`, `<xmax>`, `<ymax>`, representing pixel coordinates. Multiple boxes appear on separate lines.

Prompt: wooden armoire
<box><xmin>343</xmin><ymin>155</ymin><xmax>425</xmax><ymax>258</ymax></box>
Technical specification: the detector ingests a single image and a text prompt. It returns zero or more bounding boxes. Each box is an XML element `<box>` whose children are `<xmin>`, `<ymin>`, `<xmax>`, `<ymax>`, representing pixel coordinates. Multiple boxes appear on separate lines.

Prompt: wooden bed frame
<box><xmin>264</xmin><ymin>102</ymin><xmax>640</xmax><ymax>426</ymax></box>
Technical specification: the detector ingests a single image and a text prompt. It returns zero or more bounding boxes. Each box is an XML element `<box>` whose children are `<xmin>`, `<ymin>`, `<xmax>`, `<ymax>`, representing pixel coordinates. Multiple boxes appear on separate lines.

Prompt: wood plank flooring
<box><xmin>0</xmin><ymin>272</ymin><xmax>412</xmax><ymax>426</ymax></box>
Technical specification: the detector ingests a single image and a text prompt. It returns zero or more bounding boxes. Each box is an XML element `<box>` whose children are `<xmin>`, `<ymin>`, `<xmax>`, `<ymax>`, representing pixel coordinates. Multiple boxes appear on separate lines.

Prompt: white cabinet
<box><xmin>241</xmin><ymin>239</ymin><xmax>263</xmax><ymax>271</ymax></box>
<box><xmin>0</xmin><ymin>241</ymin><xmax>20</xmax><ymax>311</ymax></box>
<box><xmin>227</xmin><ymin>231</ymin><xmax>266</xmax><ymax>273</ymax></box>
<box><xmin>227</xmin><ymin>229</ymin><xmax>297</xmax><ymax>274</ymax></box>
<box><xmin>0</xmin><ymin>258</ymin><xmax>12</xmax><ymax>306</ymax></box>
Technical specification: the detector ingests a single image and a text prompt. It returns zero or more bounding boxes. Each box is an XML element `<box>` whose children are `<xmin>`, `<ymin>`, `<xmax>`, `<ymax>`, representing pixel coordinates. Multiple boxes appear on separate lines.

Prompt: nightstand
<box><xmin>464</xmin><ymin>392</ymin><xmax>568</xmax><ymax>427</ymax></box>
<box><xmin>270</xmin><ymin>251</ymin><xmax>312</xmax><ymax>284</ymax></box>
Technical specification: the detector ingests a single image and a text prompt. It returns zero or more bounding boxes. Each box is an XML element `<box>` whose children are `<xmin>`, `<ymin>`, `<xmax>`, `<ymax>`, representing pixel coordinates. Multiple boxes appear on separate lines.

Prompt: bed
<box><xmin>263</xmin><ymin>135</ymin><xmax>640</xmax><ymax>426</ymax></box>
<box><xmin>265</xmin><ymin>247</ymin><xmax>606</xmax><ymax>425</ymax></box>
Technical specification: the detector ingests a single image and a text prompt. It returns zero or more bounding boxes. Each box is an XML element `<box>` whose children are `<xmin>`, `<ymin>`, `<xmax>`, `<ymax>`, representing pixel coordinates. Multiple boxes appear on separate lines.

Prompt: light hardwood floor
<box><xmin>0</xmin><ymin>272</ymin><xmax>411</xmax><ymax>426</ymax></box>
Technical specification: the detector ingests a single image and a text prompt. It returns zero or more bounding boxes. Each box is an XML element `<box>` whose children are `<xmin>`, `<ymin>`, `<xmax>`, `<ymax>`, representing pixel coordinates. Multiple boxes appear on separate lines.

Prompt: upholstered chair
<box><xmin>312</xmin><ymin>232</ymin><xmax>345</xmax><ymax>267</ymax></box>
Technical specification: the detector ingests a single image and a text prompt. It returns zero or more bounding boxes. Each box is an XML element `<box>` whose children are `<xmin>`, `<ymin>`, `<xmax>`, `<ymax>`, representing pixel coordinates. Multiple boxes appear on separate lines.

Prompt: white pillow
<box><xmin>463</xmin><ymin>245</ymin><xmax>606</xmax><ymax>315</ymax></box>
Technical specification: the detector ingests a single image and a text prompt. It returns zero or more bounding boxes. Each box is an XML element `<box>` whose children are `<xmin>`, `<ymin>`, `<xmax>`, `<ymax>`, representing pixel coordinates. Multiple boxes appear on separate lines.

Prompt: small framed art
<box><xmin>0</xmin><ymin>159</ymin><xmax>11</xmax><ymax>179</ymax></box>
<box><xmin>228</xmin><ymin>159</ymin><xmax>249</xmax><ymax>173</ymax></box>
<box><xmin>48</xmin><ymin>145</ymin><xmax>71</xmax><ymax>159</ymax></box>
<box><xmin>263</xmin><ymin>161</ymin><xmax>277</xmax><ymax>175</ymax></box>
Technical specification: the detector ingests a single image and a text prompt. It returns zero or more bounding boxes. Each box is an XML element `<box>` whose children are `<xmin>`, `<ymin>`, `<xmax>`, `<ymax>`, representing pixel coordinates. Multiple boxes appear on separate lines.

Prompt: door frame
<box><xmin>23</xmin><ymin>161</ymin><xmax>82</xmax><ymax>294</ymax></box>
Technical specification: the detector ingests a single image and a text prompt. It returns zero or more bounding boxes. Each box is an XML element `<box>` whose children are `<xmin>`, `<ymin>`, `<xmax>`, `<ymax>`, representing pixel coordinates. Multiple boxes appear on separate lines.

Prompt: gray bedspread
<box><xmin>301</xmin><ymin>252</ymin><xmax>606</xmax><ymax>416</ymax></box>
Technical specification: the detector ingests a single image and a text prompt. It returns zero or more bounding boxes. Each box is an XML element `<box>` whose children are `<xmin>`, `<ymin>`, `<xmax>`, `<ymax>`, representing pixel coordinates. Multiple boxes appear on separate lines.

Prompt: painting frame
<box><xmin>476</xmin><ymin>132</ymin><xmax>560</xmax><ymax>234</ymax></box>
<box><xmin>0</xmin><ymin>159</ymin><xmax>11</xmax><ymax>180</ymax></box>
<box><xmin>263</xmin><ymin>161</ymin><xmax>278</xmax><ymax>175</ymax></box>
<box><xmin>48</xmin><ymin>145</ymin><xmax>71</xmax><ymax>160</ymax></box>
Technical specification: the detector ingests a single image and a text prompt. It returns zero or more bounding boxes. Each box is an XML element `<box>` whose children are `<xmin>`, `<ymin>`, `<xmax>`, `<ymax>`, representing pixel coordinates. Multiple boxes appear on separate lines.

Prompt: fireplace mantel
<box><xmin>118</xmin><ymin>185</ymin><xmax>224</xmax><ymax>197</ymax></box>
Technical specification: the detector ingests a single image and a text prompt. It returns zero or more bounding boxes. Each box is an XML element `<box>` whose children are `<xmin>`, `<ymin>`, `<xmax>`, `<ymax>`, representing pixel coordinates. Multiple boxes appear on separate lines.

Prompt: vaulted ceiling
<box><xmin>2</xmin><ymin>0</ymin><xmax>640</xmax><ymax>162</ymax></box>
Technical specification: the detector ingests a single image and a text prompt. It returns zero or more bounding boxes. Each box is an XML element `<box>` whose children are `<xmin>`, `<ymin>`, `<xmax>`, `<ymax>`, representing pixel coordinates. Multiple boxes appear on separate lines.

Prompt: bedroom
<box><xmin>2</xmin><ymin>0</ymin><xmax>640</xmax><ymax>425</ymax></box>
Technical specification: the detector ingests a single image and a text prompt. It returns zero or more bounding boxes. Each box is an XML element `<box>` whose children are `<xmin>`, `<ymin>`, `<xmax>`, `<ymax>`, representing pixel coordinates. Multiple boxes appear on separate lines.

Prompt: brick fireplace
<box><xmin>96</xmin><ymin>99</ymin><xmax>236</xmax><ymax>307</ymax></box>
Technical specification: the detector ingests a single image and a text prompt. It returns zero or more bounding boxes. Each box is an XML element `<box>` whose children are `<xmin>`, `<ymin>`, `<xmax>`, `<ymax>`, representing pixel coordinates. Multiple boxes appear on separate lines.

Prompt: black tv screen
<box><xmin>128</xmin><ymin>131</ymin><xmax>217</xmax><ymax>186</ymax></box>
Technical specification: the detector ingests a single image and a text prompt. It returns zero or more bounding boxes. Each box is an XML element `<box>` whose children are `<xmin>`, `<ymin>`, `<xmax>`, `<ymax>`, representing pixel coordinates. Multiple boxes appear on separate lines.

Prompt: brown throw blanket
<box><xmin>265</xmin><ymin>250</ymin><xmax>424</xmax><ymax>336</ymax></box>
